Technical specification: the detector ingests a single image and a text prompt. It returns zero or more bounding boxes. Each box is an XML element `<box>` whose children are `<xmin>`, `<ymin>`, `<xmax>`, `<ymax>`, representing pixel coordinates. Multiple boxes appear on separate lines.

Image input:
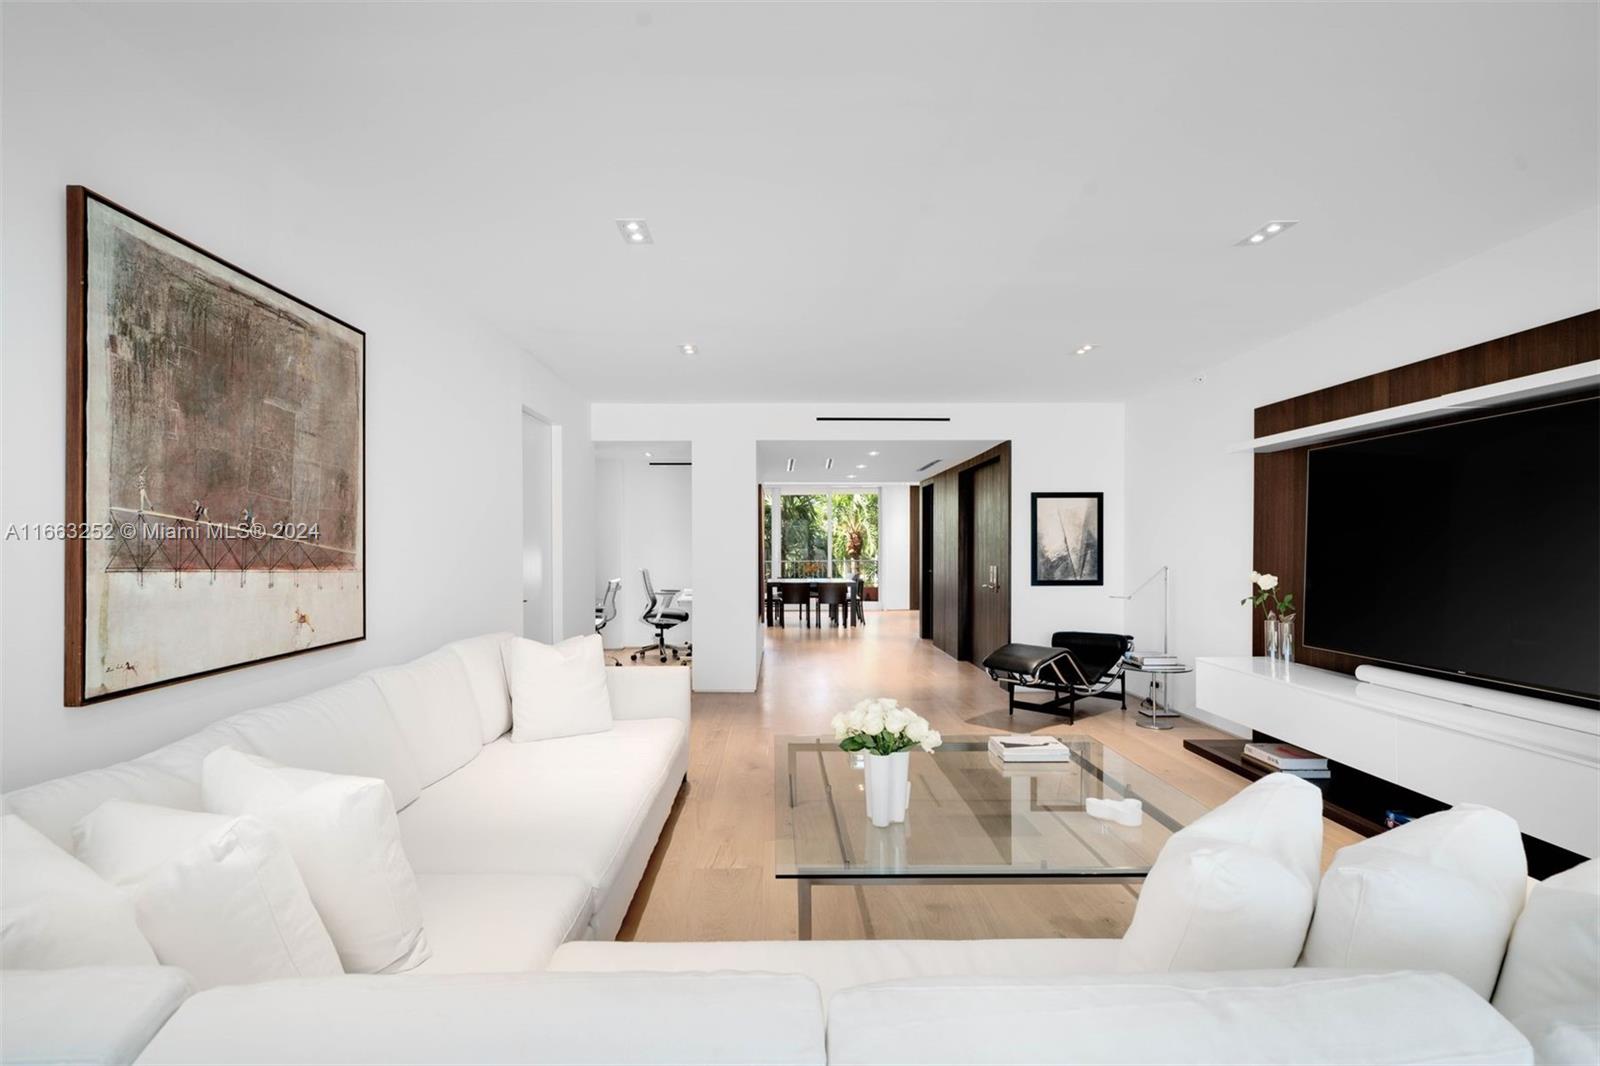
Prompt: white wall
<box><xmin>521</xmin><ymin>414</ymin><xmax>556</xmax><ymax>643</ymax></box>
<box><xmin>592</xmin><ymin>404</ymin><xmax>1127</xmax><ymax>691</ymax></box>
<box><xmin>0</xmin><ymin>5</ymin><xmax>593</xmax><ymax>787</ymax></box>
<box><xmin>593</xmin><ymin>451</ymin><xmax>693</xmax><ymax>649</ymax></box>
<box><xmin>877</xmin><ymin>485</ymin><xmax>912</xmax><ymax>611</ymax></box>
<box><xmin>521</xmin><ymin>357</ymin><xmax>596</xmax><ymax>647</ymax></box>
<box><xmin>1124</xmin><ymin>206</ymin><xmax>1600</xmax><ymax>726</ymax></box>
<box><xmin>594</xmin><ymin>456</ymin><xmax>625</xmax><ymax>644</ymax></box>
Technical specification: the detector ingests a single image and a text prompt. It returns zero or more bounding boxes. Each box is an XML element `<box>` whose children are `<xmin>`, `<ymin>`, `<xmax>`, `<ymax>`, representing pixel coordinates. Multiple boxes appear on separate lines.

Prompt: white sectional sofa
<box><xmin>3</xmin><ymin>632</ymin><xmax>691</xmax><ymax>972</ymax></box>
<box><xmin>3</xmin><ymin>633</ymin><xmax>1595</xmax><ymax>1065</ymax></box>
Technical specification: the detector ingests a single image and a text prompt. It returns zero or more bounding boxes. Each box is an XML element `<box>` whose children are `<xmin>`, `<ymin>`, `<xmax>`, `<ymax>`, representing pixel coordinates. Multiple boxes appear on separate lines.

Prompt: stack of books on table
<box><xmin>1124</xmin><ymin>653</ymin><xmax>1181</xmax><ymax>668</ymax></box>
<box><xmin>987</xmin><ymin>735</ymin><xmax>1073</xmax><ymax>762</ymax></box>
<box><xmin>1242</xmin><ymin>741</ymin><xmax>1330</xmax><ymax>779</ymax></box>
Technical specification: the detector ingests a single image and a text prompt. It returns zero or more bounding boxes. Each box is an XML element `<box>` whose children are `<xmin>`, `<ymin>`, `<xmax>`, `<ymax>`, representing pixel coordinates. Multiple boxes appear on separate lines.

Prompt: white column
<box><xmin>690</xmin><ymin>435</ymin><xmax>761</xmax><ymax>691</ymax></box>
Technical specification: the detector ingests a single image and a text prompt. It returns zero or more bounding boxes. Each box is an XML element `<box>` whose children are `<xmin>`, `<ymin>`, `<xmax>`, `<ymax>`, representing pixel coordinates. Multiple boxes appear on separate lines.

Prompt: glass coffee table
<box><xmin>775</xmin><ymin>735</ymin><xmax>1209</xmax><ymax>938</ymax></box>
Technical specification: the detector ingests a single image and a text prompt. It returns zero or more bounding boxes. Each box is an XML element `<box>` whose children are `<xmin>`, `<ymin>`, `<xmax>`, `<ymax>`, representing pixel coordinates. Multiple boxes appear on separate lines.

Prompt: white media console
<box><xmin>1195</xmin><ymin>657</ymin><xmax>1600</xmax><ymax>857</ymax></box>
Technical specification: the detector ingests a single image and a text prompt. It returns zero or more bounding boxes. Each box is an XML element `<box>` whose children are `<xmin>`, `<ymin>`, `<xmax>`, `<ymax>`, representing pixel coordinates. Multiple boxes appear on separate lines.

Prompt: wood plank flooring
<box><xmin>616</xmin><ymin>611</ymin><xmax>1358</xmax><ymax>942</ymax></box>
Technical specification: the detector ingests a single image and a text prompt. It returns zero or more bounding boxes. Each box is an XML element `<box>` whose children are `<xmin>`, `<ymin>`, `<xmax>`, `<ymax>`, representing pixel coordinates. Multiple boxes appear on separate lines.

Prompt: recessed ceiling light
<box><xmin>855</xmin><ymin>464</ymin><xmax>867</xmax><ymax>469</ymax></box>
<box><xmin>1236</xmin><ymin>219</ymin><xmax>1298</xmax><ymax>247</ymax></box>
<box><xmin>615</xmin><ymin>219</ymin><xmax>654</xmax><ymax>245</ymax></box>
<box><xmin>786</xmin><ymin>458</ymin><xmax>795</xmax><ymax>472</ymax></box>
<box><xmin>868</xmin><ymin>450</ymin><xmax>880</xmax><ymax>456</ymax></box>
<box><xmin>644</xmin><ymin>451</ymin><xmax>653</xmax><ymax>457</ymax></box>
<box><xmin>847</xmin><ymin>474</ymin><xmax>857</xmax><ymax>479</ymax></box>
<box><xmin>1074</xmin><ymin>343</ymin><xmax>1096</xmax><ymax>356</ymax></box>
<box><xmin>680</xmin><ymin>344</ymin><xmax>696</xmax><ymax>356</ymax></box>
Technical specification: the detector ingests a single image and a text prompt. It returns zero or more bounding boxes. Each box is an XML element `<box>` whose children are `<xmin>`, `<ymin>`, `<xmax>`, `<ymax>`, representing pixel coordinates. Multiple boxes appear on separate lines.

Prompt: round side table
<box><xmin>1122</xmin><ymin>662</ymin><xmax>1193</xmax><ymax>730</ymax></box>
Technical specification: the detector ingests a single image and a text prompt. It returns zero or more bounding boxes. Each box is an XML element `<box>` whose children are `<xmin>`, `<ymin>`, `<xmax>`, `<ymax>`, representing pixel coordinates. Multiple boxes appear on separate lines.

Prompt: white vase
<box><xmin>864</xmin><ymin>750</ymin><xmax>910</xmax><ymax>827</ymax></box>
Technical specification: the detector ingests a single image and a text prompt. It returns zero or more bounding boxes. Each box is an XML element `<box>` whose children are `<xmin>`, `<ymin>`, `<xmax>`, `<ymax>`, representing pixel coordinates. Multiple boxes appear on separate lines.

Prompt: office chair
<box><xmin>631</xmin><ymin>569</ymin><xmax>692</xmax><ymax>664</ymax></box>
<box><xmin>594</xmin><ymin>577</ymin><xmax>622</xmax><ymax>666</ymax></box>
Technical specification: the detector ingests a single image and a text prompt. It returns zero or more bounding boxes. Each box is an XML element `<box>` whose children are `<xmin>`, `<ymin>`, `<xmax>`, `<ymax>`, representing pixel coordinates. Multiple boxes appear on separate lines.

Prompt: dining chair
<box><xmin>780</xmin><ymin>583</ymin><xmax>812</xmax><ymax>628</ymax></box>
<box><xmin>851</xmin><ymin>575</ymin><xmax>867</xmax><ymax>626</ymax></box>
<box><xmin>765</xmin><ymin>580</ymin><xmax>785</xmax><ymax>627</ymax></box>
<box><xmin>816</xmin><ymin>582</ymin><xmax>850</xmax><ymax>627</ymax></box>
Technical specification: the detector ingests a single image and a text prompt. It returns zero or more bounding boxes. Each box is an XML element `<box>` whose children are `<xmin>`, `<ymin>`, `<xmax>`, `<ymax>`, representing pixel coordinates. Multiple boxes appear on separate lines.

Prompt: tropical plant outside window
<box><xmin>765</xmin><ymin>490</ymin><xmax>880</xmax><ymax>588</ymax></box>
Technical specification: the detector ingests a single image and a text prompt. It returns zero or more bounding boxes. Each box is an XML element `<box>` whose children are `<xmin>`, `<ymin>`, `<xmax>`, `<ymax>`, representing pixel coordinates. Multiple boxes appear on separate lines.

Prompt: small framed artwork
<box><xmin>65</xmin><ymin>187</ymin><xmax>366</xmax><ymax>705</ymax></box>
<box><xmin>1031</xmin><ymin>492</ymin><xmax>1103</xmax><ymax>586</ymax></box>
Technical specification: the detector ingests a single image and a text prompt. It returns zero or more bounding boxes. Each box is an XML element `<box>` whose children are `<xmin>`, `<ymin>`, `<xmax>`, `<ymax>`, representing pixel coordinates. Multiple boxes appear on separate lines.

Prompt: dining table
<box><xmin>765</xmin><ymin>577</ymin><xmax>859</xmax><ymax>627</ymax></box>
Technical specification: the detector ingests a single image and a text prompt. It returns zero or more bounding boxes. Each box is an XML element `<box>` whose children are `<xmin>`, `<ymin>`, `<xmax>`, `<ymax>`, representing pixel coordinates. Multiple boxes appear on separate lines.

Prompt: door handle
<box><xmin>980</xmin><ymin>564</ymin><xmax>999</xmax><ymax>590</ymax></box>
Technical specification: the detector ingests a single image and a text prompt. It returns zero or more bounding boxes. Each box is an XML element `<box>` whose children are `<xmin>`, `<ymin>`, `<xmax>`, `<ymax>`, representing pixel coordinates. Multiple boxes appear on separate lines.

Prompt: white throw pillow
<box><xmin>201</xmin><ymin>747</ymin><xmax>430</xmax><ymax>974</ymax></box>
<box><xmin>503</xmin><ymin>634</ymin><xmax>614</xmax><ymax>742</ymax></box>
<box><xmin>1300</xmin><ymin>805</ymin><xmax>1526</xmax><ymax>998</ymax></box>
<box><xmin>1</xmin><ymin>814</ymin><xmax>156</xmax><ymax>970</ymax></box>
<box><xmin>1492</xmin><ymin>859</ymin><xmax>1598</xmax><ymax>1061</ymax></box>
<box><xmin>1117</xmin><ymin>772</ymin><xmax>1324</xmax><ymax>973</ymax></box>
<box><xmin>73</xmin><ymin>800</ymin><xmax>342</xmax><ymax>989</ymax></box>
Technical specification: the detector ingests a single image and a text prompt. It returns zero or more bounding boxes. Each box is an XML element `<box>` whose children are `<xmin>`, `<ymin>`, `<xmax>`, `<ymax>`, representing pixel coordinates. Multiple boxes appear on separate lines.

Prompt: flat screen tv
<box><xmin>1303</xmin><ymin>394</ymin><xmax>1600</xmax><ymax>708</ymax></box>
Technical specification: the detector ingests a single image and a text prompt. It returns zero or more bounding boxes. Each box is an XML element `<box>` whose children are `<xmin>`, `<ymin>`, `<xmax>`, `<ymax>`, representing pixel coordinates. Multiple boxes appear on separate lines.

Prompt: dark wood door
<box><xmin>930</xmin><ymin>471</ymin><xmax>963</xmax><ymax>656</ymax></box>
<box><xmin>908</xmin><ymin>485</ymin><xmax>922</xmax><ymax>612</ymax></box>
<box><xmin>969</xmin><ymin>459</ymin><xmax>1010</xmax><ymax>664</ymax></box>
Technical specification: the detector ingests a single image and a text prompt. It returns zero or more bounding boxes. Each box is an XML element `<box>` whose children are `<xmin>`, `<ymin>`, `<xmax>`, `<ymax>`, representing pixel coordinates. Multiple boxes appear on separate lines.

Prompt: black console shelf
<box><xmin>1184</xmin><ymin>735</ymin><xmax>1586</xmax><ymax>880</ymax></box>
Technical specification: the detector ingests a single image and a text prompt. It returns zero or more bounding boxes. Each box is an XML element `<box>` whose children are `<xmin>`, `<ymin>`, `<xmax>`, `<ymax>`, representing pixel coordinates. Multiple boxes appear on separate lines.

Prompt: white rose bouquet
<box><xmin>1242</xmin><ymin>570</ymin><xmax>1295</xmax><ymax>618</ymax></box>
<box><xmin>831</xmin><ymin>697</ymin><xmax>942</xmax><ymax>756</ymax></box>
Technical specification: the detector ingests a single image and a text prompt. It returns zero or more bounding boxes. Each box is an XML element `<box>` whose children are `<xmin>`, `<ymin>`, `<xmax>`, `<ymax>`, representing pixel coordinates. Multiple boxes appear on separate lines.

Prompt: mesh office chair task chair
<box><xmin>594</xmin><ymin>577</ymin><xmax>622</xmax><ymax>666</ymax></box>
<box><xmin>631</xmin><ymin>569</ymin><xmax>692</xmax><ymax>664</ymax></box>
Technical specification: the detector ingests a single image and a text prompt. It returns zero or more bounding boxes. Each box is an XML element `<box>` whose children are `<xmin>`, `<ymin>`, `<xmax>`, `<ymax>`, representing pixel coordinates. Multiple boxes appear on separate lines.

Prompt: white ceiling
<box><xmin>63</xmin><ymin>2</ymin><xmax>1599</xmax><ymax>402</ymax></box>
<box><xmin>759</xmin><ymin>440</ymin><xmax>997</xmax><ymax>484</ymax></box>
<box><xmin>595</xmin><ymin>441</ymin><xmax>691</xmax><ymax>463</ymax></box>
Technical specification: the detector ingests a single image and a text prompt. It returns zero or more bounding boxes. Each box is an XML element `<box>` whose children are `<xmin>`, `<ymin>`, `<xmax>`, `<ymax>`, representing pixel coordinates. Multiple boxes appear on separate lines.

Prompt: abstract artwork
<box><xmin>66</xmin><ymin>187</ymin><xmax>365</xmax><ymax>704</ymax></box>
<box><xmin>1031</xmin><ymin>492</ymin><xmax>1102</xmax><ymax>586</ymax></box>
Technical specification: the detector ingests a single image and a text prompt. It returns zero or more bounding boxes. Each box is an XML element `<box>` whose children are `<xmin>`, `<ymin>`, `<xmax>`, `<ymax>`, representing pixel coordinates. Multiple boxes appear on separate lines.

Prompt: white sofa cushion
<box><xmin>134</xmin><ymin>972</ymin><xmax>827</xmax><ymax>1065</ymax></box>
<box><xmin>604</xmin><ymin>664</ymin><xmax>691</xmax><ymax>725</ymax></box>
<box><xmin>2</xmin><ymin>966</ymin><xmax>192</xmax><ymax>1066</ymax></box>
<box><xmin>2</xmin><ymin>814</ymin><xmax>157</xmax><ymax>970</ymax></box>
<box><xmin>549</xmin><ymin>937</ymin><xmax>1121</xmax><ymax>1007</ymax></box>
<box><xmin>1117</xmin><ymin>772</ymin><xmax>1323</xmax><ymax>973</ymax></box>
<box><xmin>825</xmin><ymin>970</ymin><xmax>1531</xmax><ymax>1065</ymax></box>
<box><xmin>2</xmin><ymin>719</ymin><xmax>254</xmax><ymax>850</ymax></box>
<box><xmin>411</xmin><ymin>873</ymin><xmax>592</xmax><ymax>974</ymax></box>
<box><xmin>226</xmin><ymin>677</ymin><xmax>424</xmax><ymax>810</ymax></box>
<box><xmin>399</xmin><ymin>719</ymin><xmax>686</xmax><ymax>906</ymax></box>
<box><xmin>367</xmin><ymin>648</ymin><xmax>484</xmax><ymax>788</ymax></box>
<box><xmin>202</xmin><ymin>748</ymin><xmax>430</xmax><ymax>974</ymax></box>
<box><xmin>74</xmin><ymin>800</ymin><xmax>342</xmax><ymax>989</ymax></box>
<box><xmin>504</xmin><ymin>635</ymin><xmax>614</xmax><ymax>742</ymax></box>
<box><xmin>1300</xmin><ymin>805</ymin><xmax>1526</xmax><ymax>998</ymax></box>
<box><xmin>446</xmin><ymin>632</ymin><xmax>515</xmax><ymax>743</ymax></box>
<box><xmin>1493</xmin><ymin>859</ymin><xmax>1599</xmax><ymax>1064</ymax></box>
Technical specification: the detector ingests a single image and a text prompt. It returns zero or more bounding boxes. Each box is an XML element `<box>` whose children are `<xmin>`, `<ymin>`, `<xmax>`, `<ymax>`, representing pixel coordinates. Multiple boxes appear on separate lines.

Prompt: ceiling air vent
<box><xmin>815</xmin><ymin>416</ymin><xmax>952</xmax><ymax>423</ymax></box>
<box><xmin>649</xmin><ymin>461</ymin><xmax>692</xmax><ymax>467</ymax></box>
<box><xmin>916</xmin><ymin>459</ymin><xmax>943</xmax><ymax>472</ymax></box>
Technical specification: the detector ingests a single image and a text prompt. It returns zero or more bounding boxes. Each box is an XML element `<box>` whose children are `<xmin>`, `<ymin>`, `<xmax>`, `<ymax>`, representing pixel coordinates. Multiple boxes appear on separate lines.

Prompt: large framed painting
<box><xmin>65</xmin><ymin>187</ymin><xmax>365</xmax><ymax>705</ymax></box>
<box><xmin>1031</xmin><ymin>492</ymin><xmax>1103</xmax><ymax>586</ymax></box>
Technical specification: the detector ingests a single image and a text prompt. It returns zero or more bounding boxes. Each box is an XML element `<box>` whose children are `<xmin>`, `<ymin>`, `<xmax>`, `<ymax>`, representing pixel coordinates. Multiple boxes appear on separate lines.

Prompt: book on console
<box><xmin>987</xmin><ymin>735</ymin><xmax>1074</xmax><ymax>762</ymax></box>
<box><xmin>1242</xmin><ymin>741</ymin><xmax>1328</xmax><ymax>771</ymax></box>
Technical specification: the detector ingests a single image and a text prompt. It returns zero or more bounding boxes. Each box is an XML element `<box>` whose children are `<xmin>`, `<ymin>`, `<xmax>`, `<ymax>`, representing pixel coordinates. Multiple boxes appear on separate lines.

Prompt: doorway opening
<box><xmin>522</xmin><ymin>409</ymin><xmax>558</xmax><ymax>643</ymax></box>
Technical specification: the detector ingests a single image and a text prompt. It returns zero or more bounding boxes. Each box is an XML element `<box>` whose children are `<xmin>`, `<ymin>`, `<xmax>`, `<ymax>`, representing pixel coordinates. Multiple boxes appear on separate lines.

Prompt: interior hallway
<box><xmin>618</xmin><ymin>611</ymin><xmax>1360</xmax><ymax>942</ymax></box>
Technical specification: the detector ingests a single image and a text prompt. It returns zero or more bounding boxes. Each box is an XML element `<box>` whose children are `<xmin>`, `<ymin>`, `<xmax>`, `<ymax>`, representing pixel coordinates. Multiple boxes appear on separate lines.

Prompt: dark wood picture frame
<box><xmin>1030</xmin><ymin>491</ymin><xmax>1104</xmax><ymax>586</ymax></box>
<box><xmin>65</xmin><ymin>186</ymin><xmax>367</xmax><ymax>706</ymax></box>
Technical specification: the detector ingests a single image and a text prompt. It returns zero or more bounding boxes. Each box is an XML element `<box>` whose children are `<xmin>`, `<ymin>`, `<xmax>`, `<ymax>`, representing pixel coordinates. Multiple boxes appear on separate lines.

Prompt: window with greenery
<box><xmin>767</xmin><ymin>490</ymin><xmax>880</xmax><ymax>586</ymax></box>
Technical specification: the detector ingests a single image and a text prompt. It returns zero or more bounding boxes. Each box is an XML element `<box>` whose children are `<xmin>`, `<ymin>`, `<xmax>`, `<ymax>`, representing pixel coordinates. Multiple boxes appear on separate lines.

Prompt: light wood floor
<box><xmin>616</xmin><ymin>611</ymin><xmax>1358</xmax><ymax>942</ymax></box>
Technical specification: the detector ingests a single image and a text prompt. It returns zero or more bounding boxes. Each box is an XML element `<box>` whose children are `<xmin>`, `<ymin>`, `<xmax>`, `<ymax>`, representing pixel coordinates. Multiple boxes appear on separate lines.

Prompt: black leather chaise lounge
<box><xmin>981</xmin><ymin>631</ymin><xmax>1134</xmax><ymax>724</ymax></box>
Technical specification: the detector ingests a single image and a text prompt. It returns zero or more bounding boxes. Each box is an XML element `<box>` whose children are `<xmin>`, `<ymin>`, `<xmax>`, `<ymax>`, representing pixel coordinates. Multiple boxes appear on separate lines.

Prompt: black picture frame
<box><xmin>1030</xmin><ymin>492</ymin><xmax>1104</xmax><ymax>586</ymax></box>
